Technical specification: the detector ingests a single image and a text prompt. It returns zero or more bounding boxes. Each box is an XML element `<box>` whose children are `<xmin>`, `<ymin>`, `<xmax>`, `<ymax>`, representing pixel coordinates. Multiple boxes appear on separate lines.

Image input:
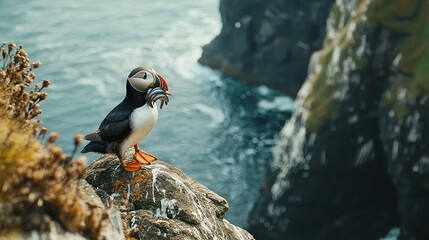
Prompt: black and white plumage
<box><xmin>81</xmin><ymin>67</ymin><xmax>170</xmax><ymax>171</ymax></box>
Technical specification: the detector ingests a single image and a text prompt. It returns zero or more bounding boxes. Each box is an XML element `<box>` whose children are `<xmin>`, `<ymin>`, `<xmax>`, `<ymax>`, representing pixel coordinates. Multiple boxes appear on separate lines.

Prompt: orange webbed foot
<box><xmin>133</xmin><ymin>145</ymin><xmax>157</xmax><ymax>165</ymax></box>
<box><xmin>120</xmin><ymin>158</ymin><xmax>141</xmax><ymax>172</ymax></box>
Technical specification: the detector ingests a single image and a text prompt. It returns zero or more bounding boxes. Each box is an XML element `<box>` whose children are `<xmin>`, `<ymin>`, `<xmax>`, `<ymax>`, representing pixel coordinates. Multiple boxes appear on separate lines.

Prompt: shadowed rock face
<box><xmin>248</xmin><ymin>0</ymin><xmax>429</xmax><ymax>239</ymax></box>
<box><xmin>85</xmin><ymin>150</ymin><xmax>254</xmax><ymax>240</ymax></box>
<box><xmin>198</xmin><ymin>0</ymin><xmax>335</xmax><ymax>96</ymax></box>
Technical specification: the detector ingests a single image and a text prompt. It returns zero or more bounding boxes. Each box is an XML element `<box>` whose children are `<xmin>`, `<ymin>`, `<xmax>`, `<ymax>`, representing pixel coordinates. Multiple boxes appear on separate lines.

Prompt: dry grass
<box><xmin>0</xmin><ymin>42</ymin><xmax>108</xmax><ymax>238</ymax></box>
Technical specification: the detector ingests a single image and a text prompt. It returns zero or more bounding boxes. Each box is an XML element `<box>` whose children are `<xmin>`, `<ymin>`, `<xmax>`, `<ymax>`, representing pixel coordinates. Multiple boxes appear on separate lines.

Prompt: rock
<box><xmin>198</xmin><ymin>0</ymin><xmax>335</xmax><ymax>96</ymax></box>
<box><xmin>85</xmin><ymin>150</ymin><xmax>254</xmax><ymax>240</ymax></box>
<box><xmin>249</xmin><ymin>0</ymin><xmax>429</xmax><ymax>239</ymax></box>
<box><xmin>77</xmin><ymin>180</ymin><xmax>125</xmax><ymax>239</ymax></box>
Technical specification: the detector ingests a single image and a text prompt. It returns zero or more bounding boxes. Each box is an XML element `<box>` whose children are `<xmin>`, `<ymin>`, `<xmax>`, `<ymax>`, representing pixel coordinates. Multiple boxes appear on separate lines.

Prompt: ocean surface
<box><xmin>0</xmin><ymin>0</ymin><xmax>293</xmax><ymax>226</ymax></box>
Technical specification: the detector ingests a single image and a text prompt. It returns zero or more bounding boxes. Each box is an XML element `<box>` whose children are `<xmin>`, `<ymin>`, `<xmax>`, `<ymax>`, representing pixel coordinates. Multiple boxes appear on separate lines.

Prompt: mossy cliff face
<box><xmin>305</xmin><ymin>0</ymin><xmax>429</xmax><ymax>130</ymax></box>
<box><xmin>249</xmin><ymin>0</ymin><xmax>429</xmax><ymax>239</ymax></box>
<box><xmin>198</xmin><ymin>0</ymin><xmax>335</xmax><ymax>96</ymax></box>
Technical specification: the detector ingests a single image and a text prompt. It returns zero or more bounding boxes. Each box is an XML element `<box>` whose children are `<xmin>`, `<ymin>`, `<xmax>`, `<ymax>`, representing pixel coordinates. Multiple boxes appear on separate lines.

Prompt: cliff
<box><xmin>198</xmin><ymin>0</ymin><xmax>335</xmax><ymax>96</ymax></box>
<box><xmin>247</xmin><ymin>0</ymin><xmax>429</xmax><ymax>239</ymax></box>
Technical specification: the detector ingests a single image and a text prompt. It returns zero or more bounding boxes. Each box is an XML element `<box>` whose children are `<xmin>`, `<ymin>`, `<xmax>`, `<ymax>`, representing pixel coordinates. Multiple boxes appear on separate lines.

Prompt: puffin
<box><xmin>81</xmin><ymin>67</ymin><xmax>170</xmax><ymax>171</ymax></box>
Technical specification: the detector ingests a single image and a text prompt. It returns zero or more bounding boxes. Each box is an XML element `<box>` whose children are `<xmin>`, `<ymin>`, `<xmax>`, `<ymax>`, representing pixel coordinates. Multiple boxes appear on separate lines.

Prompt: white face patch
<box><xmin>128</xmin><ymin>70</ymin><xmax>155</xmax><ymax>92</ymax></box>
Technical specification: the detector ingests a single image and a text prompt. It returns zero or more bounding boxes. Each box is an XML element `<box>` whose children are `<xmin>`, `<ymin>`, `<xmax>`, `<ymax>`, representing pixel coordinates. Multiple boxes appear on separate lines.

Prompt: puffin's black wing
<box><xmin>80</xmin><ymin>114</ymin><xmax>130</xmax><ymax>154</ymax></box>
<box><xmin>97</xmin><ymin>104</ymin><xmax>133</xmax><ymax>143</ymax></box>
<box><xmin>81</xmin><ymin>102</ymin><xmax>133</xmax><ymax>154</ymax></box>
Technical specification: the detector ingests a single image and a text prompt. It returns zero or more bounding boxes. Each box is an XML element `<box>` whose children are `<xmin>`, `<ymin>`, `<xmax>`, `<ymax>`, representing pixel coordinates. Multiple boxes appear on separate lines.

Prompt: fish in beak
<box><xmin>146</xmin><ymin>72</ymin><xmax>171</xmax><ymax>109</ymax></box>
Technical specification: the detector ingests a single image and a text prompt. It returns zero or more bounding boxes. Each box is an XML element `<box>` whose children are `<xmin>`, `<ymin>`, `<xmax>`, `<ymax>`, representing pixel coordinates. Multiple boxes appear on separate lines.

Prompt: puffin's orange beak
<box><xmin>146</xmin><ymin>72</ymin><xmax>171</xmax><ymax>109</ymax></box>
<box><xmin>156</xmin><ymin>74</ymin><xmax>170</xmax><ymax>94</ymax></box>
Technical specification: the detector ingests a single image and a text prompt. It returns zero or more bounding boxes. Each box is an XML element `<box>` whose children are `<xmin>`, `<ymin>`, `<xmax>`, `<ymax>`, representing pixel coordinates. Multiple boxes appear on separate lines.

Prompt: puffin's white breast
<box><xmin>120</xmin><ymin>103</ymin><xmax>158</xmax><ymax>155</ymax></box>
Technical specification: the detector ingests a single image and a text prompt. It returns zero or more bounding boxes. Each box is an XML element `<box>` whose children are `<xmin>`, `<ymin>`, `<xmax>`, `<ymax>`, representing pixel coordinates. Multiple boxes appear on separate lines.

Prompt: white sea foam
<box><xmin>193</xmin><ymin>103</ymin><xmax>225</xmax><ymax>128</ymax></box>
<box><xmin>258</xmin><ymin>96</ymin><xmax>294</xmax><ymax>112</ymax></box>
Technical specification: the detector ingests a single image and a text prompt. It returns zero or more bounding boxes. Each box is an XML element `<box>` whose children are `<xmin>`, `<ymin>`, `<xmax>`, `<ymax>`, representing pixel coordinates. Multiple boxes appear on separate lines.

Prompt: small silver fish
<box><xmin>146</xmin><ymin>87</ymin><xmax>171</xmax><ymax>109</ymax></box>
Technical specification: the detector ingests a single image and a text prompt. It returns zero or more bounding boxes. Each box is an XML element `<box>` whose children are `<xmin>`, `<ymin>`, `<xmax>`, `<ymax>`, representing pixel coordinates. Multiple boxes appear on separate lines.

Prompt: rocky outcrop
<box><xmin>249</xmin><ymin>0</ymin><xmax>429</xmax><ymax>239</ymax></box>
<box><xmin>85</xmin><ymin>150</ymin><xmax>254</xmax><ymax>240</ymax></box>
<box><xmin>198</xmin><ymin>0</ymin><xmax>335</xmax><ymax>96</ymax></box>
<box><xmin>0</xmin><ymin>150</ymin><xmax>253</xmax><ymax>240</ymax></box>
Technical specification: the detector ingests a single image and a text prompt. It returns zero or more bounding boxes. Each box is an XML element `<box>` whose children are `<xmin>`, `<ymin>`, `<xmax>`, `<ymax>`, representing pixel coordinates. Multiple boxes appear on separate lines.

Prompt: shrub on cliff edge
<box><xmin>0</xmin><ymin>42</ymin><xmax>109</xmax><ymax>238</ymax></box>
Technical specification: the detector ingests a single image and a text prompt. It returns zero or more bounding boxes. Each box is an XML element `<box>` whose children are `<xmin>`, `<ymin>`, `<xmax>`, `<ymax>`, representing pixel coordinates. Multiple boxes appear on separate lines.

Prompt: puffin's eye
<box><xmin>142</xmin><ymin>72</ymin><xmax>147</xmax><ymax>79</ymax></box>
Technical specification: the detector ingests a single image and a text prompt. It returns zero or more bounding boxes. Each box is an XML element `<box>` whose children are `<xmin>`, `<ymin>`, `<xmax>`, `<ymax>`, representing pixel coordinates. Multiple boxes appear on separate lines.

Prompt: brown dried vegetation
<box><xmin>0</xmin><ymin>42</ymin><xmax>108</xmax><ymax>238</ymax></box>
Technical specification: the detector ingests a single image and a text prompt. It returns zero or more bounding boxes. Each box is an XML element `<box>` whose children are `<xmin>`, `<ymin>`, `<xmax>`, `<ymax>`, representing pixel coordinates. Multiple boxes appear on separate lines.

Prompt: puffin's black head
<box><xmin>127</xmin><ymin>67</ymin><xmax>169</xmax><ymax>93</ymax></box>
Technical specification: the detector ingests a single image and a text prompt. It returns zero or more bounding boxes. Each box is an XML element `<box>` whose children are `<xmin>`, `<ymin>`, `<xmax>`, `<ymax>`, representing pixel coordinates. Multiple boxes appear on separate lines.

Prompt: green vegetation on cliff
<box><xmin>303</xmin><ymin>0</ymin><xmax>371</xmax><ymax>130</ymax></box>
<box><xmin>376</xmin><ymin>0</ymin><xmax>429</xmax><ymax>115</ymax></box>
<box><xmin>303</xmin><ymin>0</ymin><xmax>429</xmax><ymax>130</ymax></box>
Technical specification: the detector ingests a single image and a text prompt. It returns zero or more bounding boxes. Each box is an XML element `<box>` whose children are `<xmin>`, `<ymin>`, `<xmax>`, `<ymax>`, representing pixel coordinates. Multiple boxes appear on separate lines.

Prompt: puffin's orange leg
<box><xmin>119</xmin><ymin>158</ymin><xmax>141</xmax><ymax>172</ymax></box>
<box><xmin>133</xmin><ymin>145</ymin><xmax>157</xmax><ymax>164</ymax></box>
